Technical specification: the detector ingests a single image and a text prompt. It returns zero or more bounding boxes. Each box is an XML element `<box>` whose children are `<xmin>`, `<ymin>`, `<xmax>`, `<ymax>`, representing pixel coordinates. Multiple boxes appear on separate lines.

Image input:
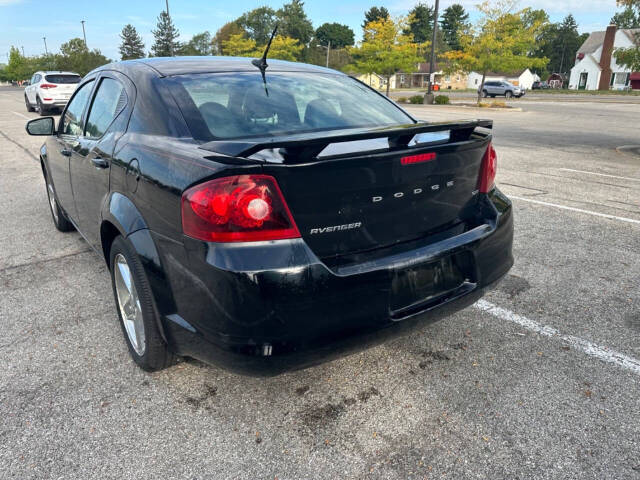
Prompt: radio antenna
<box><xmin>252</xmin><ymin>24</ymin><xmax>278</xmax><ymax>96</ymax></box>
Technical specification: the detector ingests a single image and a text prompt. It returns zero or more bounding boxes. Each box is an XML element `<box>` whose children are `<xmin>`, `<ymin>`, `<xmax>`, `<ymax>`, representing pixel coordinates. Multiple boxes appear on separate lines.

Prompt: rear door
<box><xmin>70</xmin><ymin>73</ymin><xmax>131</xmax><ymax>248</ymax></box>
<box><xmin>47</xmin><ymin>78</ymin><xmax>95</xmax><ymax>219</ymax></box>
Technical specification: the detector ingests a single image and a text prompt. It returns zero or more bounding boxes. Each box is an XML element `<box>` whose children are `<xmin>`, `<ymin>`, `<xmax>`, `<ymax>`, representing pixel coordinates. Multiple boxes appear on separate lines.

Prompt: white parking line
<box><xmin>475</xmin><ymin>300</ymin><xmax>640</xmax><ymax>376</ymax></box>
<box><xmin>559</xmin><ymin>168</ymin><xmax>640</xmax><ymax>182</ymax></box>
<box><xmin>510</xmin><ymin>195</ymin><xmax>640</xmax><ymax>225</ymax></box>
<box><xmin>11</xmin><ymin>111</ymin><xmax>30</xmax><ymax>120</ymax></box>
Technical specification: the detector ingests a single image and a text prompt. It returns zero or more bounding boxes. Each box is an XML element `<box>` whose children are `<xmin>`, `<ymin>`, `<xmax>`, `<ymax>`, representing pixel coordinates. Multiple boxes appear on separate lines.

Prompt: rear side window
<box><xmin>45</xmin><ymin>74</ymin><xmax>81</xmax><ymax>84</ymax></box>
<box><xmin>85</xmin><ymin>78</ymin><xmax>127</xmax><ymax>139</ymax></box>
<box><xmin>61</xmin><ymin>80</ymin><xmax>94</xmax><ymax>136</ymax></box>
<box><xmin>169</xmin><ymin>71</ymin><xmax>413</xmax><ymax>141</ymax></box>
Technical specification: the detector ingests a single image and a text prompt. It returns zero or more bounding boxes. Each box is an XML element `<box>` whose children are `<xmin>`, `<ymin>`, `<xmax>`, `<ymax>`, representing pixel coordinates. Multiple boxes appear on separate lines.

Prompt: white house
<box><xmin>569</xmin><ymin>25</ymin><xmax>639</xmax><ymax>90</ymax></box>
<box><xmin>466</xmin><ymin>69</ymin><xmax>540</xmax><ymax>90</ymax></box>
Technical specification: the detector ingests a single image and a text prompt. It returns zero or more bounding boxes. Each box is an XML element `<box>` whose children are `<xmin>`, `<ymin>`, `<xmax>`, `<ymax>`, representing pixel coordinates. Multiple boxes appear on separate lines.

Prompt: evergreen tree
<box><xmin>440</xmin><ymin>4</ymin><xmax>470</xmax><ymax>50</ymax></box>
<box><xmin>151</xmin><ymin>11</ymin><xmax>180</xmax><ymax>57</ymax></box>
<box><xmin>277</xmin><ymin>0</ymin><xmax>314</xmax><ymax>45</ymax></box>
<box><xmin>362</xmin><ymin>7</ymin><xmax>390</xmax><ymax>30</ymax></box>
<box><xmin>406</xmin><ymin>3</ymin><xmax>435</xmax><ymax>44</ymax></box>
<box><xmin>119</xmin><ymin>24</ymin><xmax>145</xmax><ymax>60</ymax></box>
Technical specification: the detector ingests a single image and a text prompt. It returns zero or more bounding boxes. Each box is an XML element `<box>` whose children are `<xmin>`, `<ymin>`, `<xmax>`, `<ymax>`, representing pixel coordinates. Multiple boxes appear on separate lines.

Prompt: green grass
<box><xmin>528</xmin><ymin>88</ymin><xmax>640</xmax><ymax>96</ymax></box>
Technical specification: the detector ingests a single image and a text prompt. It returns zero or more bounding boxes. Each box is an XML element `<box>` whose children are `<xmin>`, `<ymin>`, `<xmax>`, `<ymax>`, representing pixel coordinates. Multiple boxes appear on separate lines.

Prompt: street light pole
<box><xmin>427</xmin><ymin>0</ymin><xmax>440</xmax><ymax>95</ymax></box>
<box><xmin>43</xmin><ymin>37</ymin><xmax>48</xmax><ymax>55</ymax></box>
<box><xmin>165</xmin><ymin>0</ymin><xmax>170</xmax><ymax>16</ymax></box>
<box><xmin>21</xmin><ymin>46</ymin><xmax>25</xmax><ymax>56</ymax></box>
<box><xmin>81</xmin><ymin>20</ymin><xmax>87</xmax><ymax>47</ymax></box>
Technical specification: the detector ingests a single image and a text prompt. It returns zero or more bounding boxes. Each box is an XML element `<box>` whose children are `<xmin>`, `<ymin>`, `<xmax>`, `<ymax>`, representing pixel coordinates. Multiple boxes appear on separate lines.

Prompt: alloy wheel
<box><xmin>46</xmin><ymin>183</ymin><xmax>59</xmax><ymax>224</ymax></box>
<box><xmin>114</xmin><ymin>253</ymin><xmax>146</xmax><ymax>356</ymax></box>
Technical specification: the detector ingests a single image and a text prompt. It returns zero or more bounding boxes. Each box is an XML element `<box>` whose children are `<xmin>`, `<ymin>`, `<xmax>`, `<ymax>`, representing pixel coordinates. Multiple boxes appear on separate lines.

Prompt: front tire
<box><xmin>482</xmin><ymin>90</ymin><xmax>488</xmax><ymax>98</ymax></box>
<box><xmin>45</xmin><ymin>171</ymin><xmax>74</xmax><ymax>232</ymax></box>
<box><xmin>25</xmin><ymin>95</ymin><xmax>35</xmax><ymax>112</ymax></box>
<box><xmin>505</xmin><ymin>91</ymin><xmax>513</xmax><ymax>99</ymax></box>
<box><xmin>109</xmin><ymin>236</ymin><xmax>174</xmax><ymax>372</ymax></box>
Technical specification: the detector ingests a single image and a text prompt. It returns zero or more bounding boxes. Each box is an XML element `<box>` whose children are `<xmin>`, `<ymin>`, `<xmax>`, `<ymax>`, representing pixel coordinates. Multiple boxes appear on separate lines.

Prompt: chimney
<box><xmin>598</xmin><ymin>25</ymin><xmax>617</xmax><ymax>90</ymax></box>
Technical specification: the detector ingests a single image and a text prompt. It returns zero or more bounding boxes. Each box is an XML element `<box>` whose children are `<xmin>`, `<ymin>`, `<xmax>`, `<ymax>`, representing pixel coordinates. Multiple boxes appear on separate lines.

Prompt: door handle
<box><xmin>60</xmin><ymin>148</ymin><xmax>72</xmax><ymax>157</ymax></box>
<box><xmin>91</xmin><ymin>157</ymin><xmax>109</xmax><ymax>169</ymax></box>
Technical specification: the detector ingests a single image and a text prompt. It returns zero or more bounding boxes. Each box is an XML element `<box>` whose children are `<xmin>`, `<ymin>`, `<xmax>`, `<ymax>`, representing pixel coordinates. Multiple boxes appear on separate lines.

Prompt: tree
<box><xmin>4</xmin><ymin>47</ymin><xmax>31</xmax><ymax>81</ymax></box>
<box><xmin>237</xmin><ymin>7</ymin><xmax>278</xmax><ymax>45</ymax></box>
<box><xmin>213</xmin><ymin>21</ymin><xmax>245</xmax><ymax>55</ymax></box>
<box><xmin>179</xmin><ymin>31</ymin><xmax>212</xmax><ymax>56</ymax></box>
<box><xmin>221</xmin><ymin>34</ymin><xmax>257</xmax><ymax>57</ymax></box>
<box><xmin>350</xmin><ymin>16</ymin><xmax>423</xmax><ymax>96</ymax></box>
<box><xmin>612</xmin><ymin>0</ymin><xmax>640</xmax><ymax>71</ymax></box>
<box><xmin>151</xmin><ymin>11</ymin><xmax>180</xmax><ymax>57</ymax></box>
<box><xmin>362</xmin><ymin>7</ymin><xmax>390</xmax><ymax>30</ymax></box>
<box><xmin>276</xmin><ymin>0</ymin><xmax>314</xmax><ymax>45</ymax></box>
<box><xmin>221</xmin><ymin>33</ymin><xmax>303</xmax><ymax>61</ymax></box>
<box><xmin>314</xmin><ymin>23</ymin><xmax>355</xmax><ymax>48</ymax></box>
<box><xmin>406</xmin><ymin>3</ymin><xmax>435</xmax><ymax>44</ymax></box>
<box><xmin>440</xmin><ymin>4</ymin><xmax>470</xmax><ymax>50</ymax></box>
<box><xmin>57</xmin><ymin>38</ymin><xmax>110</xmax><ymax>75</ymax></box>
<box><xmin>611</xmin><ymin>6</ymin><xmax>640</xmax><ymax>27</ymax></box>
<box><xmin>441</xmin><ymin>1</ymin><xmax>548</xmax><ymax>103</ymax></box>
<box><xmin>119</xmin><ymin>24</ymin><xmax>145</xmax><ymax>60</ymax></box>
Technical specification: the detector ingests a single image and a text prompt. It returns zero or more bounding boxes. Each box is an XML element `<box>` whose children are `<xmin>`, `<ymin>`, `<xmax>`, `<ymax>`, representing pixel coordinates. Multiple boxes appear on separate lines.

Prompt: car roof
<box><xmin>98</xmin><ymin>56</ymin><xmax>341</xmax><ymax>77</ymax></box>
<box><xmin>37</xmin><ymin>71</ymin><xmax>81</xmax><ymax>76</ymax></box>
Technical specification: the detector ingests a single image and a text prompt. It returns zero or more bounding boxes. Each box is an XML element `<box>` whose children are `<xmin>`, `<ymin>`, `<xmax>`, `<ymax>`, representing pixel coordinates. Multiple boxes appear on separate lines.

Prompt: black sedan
<box><xmin>26</xmin><ymin>57</ymin><xmax>513</xmax><ymax>375</ymax></box>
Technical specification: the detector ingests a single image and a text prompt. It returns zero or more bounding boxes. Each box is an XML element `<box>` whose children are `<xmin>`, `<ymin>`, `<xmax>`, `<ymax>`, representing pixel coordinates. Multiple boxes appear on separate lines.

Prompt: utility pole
<box><xmin>427</xmin><ymin>0</ymin><xmax>440</xmax><ymax>96</ymax></box>
<box><xmin>317</xmin><ymin>41</ymin><xmax>331</xmax><ymax>68</ymax></box>
<box><xmin>326</xmin><ymin>40</ymin><xmax>330</xmax><ymax>68</ymax></box>
<box><xmin>165</xmin><ymin>0</ymin><xmax>170</xmax><ymax>16</ymax></box>
<box><xmin>43</xmin><ymin>37</ymin><xmax>48</xmax><ymax>55</ymax></box>
<box><xmin>81</xmin><ymin>20</ymin><xmax>87</xmax><ymax>47</ymax></box>
<box><xmin>21</xmin><ymin>46</ymin><xmax>25</xmax><ymax>56</ymax></box>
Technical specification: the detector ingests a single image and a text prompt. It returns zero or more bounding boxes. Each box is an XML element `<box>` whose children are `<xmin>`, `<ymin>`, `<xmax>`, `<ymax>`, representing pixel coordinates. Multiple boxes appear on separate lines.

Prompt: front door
<box><xmin>70</xmin><ymin>75</ymin><xmax>129</xmax><ymax>248</ymax></box>
<box><xmin>47</xmin><ymin>79</ymin><xmax>95</xmax><ymax>219</ymax></box>
<box><xmin>579</xmin><ymin>72</ymin><xmax>588</xmax><ymax>90</ymax></box>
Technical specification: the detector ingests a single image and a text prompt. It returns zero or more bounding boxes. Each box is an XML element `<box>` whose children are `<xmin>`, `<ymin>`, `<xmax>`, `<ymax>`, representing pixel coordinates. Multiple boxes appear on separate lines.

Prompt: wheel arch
<box><xmin>101</xmin><ymin>192</ymin><xmax>176</xmax><ymax>343</ymax></box>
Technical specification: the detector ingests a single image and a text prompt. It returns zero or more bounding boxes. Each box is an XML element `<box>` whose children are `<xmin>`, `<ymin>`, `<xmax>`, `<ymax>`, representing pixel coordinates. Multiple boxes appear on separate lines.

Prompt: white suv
<box><xmin>25</xmin><ymin>71</ymin><xmax>82</xmax><ymax>115</ymax></box>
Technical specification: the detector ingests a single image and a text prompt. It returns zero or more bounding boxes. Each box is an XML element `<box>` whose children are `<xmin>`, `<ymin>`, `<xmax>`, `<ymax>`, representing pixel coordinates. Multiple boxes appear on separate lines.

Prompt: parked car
<box><xmin>532</xmin><ymin>81</ymin><xmax>550</xmax><ymax>90</ymax></box>
<box><xmin>25</xmin><ymin>57</ymin><xmax>513</xmax><ymax>376</ymax></box>
<box><xmin>479</xmin><ymin>81</ymin><xmax>525</xmax><ymax>98</ymax></box>
<box><xmin>24</xmin><ymin>71</ymin><xmax>82</xmax><ymax>115</ymax></box>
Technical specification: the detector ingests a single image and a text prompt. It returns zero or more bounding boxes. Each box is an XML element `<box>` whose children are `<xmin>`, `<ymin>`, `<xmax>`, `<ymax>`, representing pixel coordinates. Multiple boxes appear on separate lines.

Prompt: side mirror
<box><xmin>26</xmin><ymin>117</ymin><xmax>55</xmax><ymax>136</ymax></box>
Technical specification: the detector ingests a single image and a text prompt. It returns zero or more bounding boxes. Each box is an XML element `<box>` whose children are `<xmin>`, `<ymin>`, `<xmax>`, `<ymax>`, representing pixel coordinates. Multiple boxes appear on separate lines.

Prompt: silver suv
<box><xmin>479</xmin><ymin>81</ymin><xmax>524</xmax><ymax>99</ymax></box>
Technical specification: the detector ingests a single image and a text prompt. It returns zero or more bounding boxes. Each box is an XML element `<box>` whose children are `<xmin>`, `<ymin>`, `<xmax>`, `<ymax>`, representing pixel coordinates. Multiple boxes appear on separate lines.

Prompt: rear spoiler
<box><xmin>199</xmin><ymin>119</ymin><xmax>492</xmax><ymax>161</ymax></box>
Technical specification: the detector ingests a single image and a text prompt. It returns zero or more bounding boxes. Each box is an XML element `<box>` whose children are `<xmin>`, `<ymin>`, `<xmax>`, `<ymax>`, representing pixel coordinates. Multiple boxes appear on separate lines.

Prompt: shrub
<box><xmin>396</xmin><ymin>97</ymin><xmax>408</xmax><ymax>103</ymax></box>
<box><xmin>409</xmin><ymin>95</ymin><xmax>424</xmax><ymax>104</ymax></box>
<box><xmin>434</xmin><ymin>95</ymin><xmax>450</xmax><ymax>105</ymax></box>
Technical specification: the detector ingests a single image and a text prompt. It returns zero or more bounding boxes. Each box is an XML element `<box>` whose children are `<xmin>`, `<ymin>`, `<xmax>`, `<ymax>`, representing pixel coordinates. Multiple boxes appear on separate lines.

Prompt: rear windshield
<box><xmin>167</xmin><ymin>72</ymin><xmax>413</xmax><ymax>141</ymax></box>
<box><xmin>45</xmin><ymin>74</ymin><xmax>81</xmax><ymax>84</ymax></box>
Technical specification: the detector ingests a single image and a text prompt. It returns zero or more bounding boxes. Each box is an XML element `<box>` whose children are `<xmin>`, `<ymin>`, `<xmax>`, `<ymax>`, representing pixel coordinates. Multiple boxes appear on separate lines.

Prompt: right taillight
<box><xmin>40</xmin><ymin>83</ymin><xmax>57</xmax><ymax>89</ymax></box>
<box><xmin>478</xmin><ymin>142</ymin><xmax>497</xmax><ymax>193</ymax></box>
<box><xmin>181</xmin><ymin>174</ymin><xmax>300</xmax><ymax>243</ymax></box>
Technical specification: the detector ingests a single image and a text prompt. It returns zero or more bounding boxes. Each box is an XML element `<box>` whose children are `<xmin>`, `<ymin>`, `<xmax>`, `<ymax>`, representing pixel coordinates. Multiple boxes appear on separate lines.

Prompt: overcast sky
<box><xmin>0</xmin><ymin>0</ymin><xmax>623</xmax><ymax>61</ymax></box>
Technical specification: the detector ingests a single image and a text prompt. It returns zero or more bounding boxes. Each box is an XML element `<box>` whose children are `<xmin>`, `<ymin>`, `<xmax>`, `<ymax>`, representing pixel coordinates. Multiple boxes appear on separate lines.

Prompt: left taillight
<box><xmin>181</xmin><ymin>174</ymin><xmax>301</xmax><ymax>243</ymax></box>
<box><xmin>478</xmin><ymin>142</ymin><xmax>497</xmax><ymax>193</ymax></box>
<box><xmin>40</xmin><ymin>83</ymin><xmax>57</xmax><ymax>89</ymax></box>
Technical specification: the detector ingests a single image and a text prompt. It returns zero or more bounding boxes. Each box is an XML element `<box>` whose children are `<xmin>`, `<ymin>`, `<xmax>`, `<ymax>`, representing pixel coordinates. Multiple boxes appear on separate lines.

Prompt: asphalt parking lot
<box><xmin>1</xmin><ymin>85</ymin><xmax>639</xmax><ymax>479</ymax></box>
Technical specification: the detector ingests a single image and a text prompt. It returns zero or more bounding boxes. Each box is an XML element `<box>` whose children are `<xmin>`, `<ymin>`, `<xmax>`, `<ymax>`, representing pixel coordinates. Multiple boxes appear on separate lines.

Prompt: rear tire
<box><xmin>482</xmin><ymin>90</ymin><xmax>488</xmax><ymax>98</ymax></box>
<box><xmin>109</xmin><ymin>236</ymin><xmax>175</xmax><ymax>372</ymax></box>
<box><xmin>25</xmin><ymin>95</ymin><xmax>35</xmax><ymax>112</ymax></box>
<box><xmin>37</xmin><ymin>97</ymin><xmax>48</xmax><ymax>116</ymax></box>
<box><xmin>44</xmin><ymin>170</ymin><xmax>74</xmax><ymax>232</ymax></box>
<box><xmin>505</xmin><ymin>91</ymin><xmax>513</xmax><ymax>99</ymax></box>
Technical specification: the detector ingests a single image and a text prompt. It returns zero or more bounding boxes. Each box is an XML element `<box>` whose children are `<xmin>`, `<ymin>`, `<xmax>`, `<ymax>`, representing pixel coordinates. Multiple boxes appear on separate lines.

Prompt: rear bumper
<box><xmin>157</xmin><ymin>190</ymin><xmax>514</xmax><ymax>376</ymax></box>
